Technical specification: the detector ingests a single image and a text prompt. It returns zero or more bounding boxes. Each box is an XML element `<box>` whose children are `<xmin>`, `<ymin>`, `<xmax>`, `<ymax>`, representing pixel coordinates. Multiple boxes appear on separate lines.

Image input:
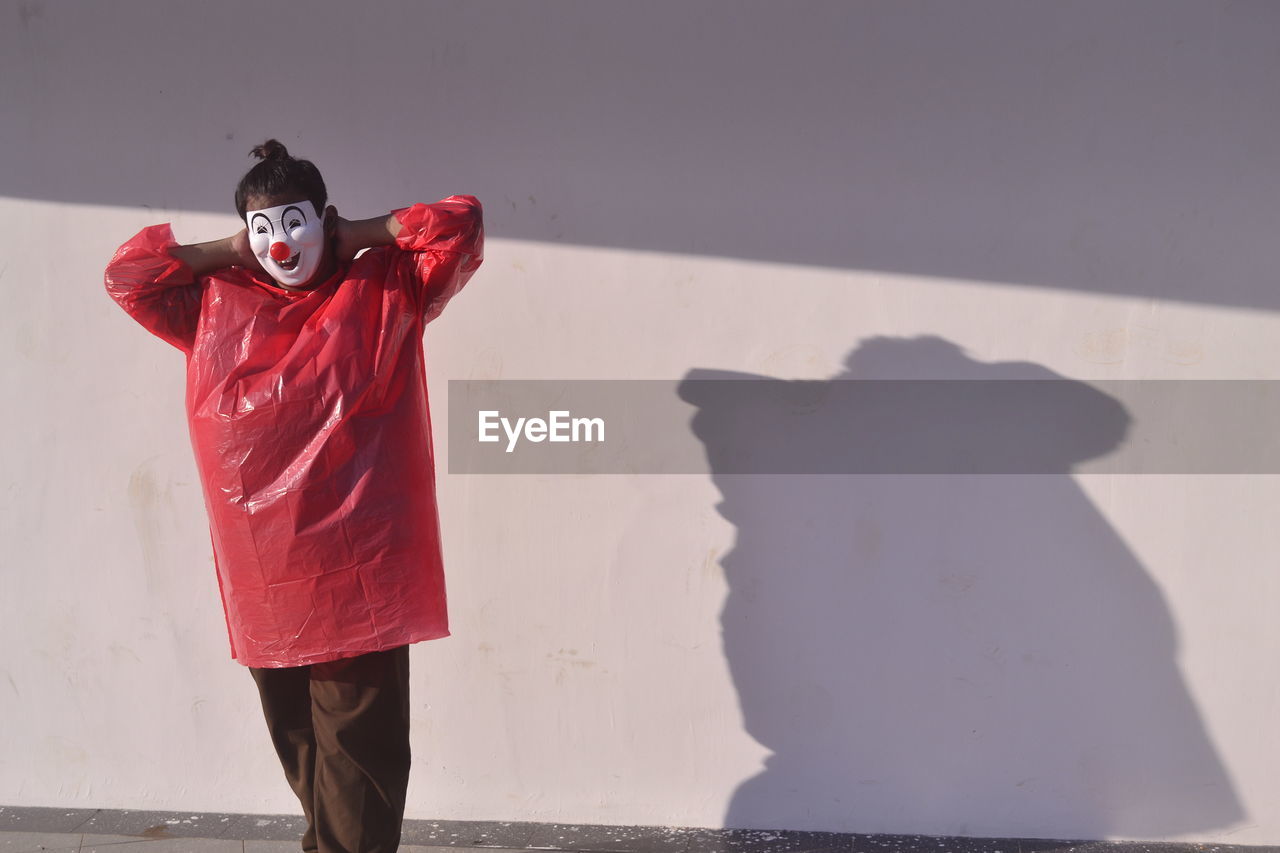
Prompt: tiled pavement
<box><xmin>0</xmin><ymin>807</ymin><xmax>1273</xmax><ymax>853</ymax></box>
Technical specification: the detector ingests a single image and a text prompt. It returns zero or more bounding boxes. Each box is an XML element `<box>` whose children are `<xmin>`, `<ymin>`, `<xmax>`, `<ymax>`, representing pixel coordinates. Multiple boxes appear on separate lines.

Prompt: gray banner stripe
<box><xmin>447</xmin><ymin>379</ymin><xmax>1280</xmax><ymax>475</ymax></box>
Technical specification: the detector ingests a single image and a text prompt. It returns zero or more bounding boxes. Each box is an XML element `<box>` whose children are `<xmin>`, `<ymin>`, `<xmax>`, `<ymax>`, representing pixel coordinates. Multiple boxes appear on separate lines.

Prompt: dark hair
<box><xmin>234</xmin><ymin>139</ymin><xmax>328</xmax><ymax>218</ymax></box>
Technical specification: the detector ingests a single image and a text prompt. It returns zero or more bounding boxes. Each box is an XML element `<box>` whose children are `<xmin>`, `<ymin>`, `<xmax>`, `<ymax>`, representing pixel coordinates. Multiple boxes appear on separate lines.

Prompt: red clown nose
<box><xmin>269</xmin><ymin>242</ymin><xmax>292</xmax><ymax>261</ymax></box>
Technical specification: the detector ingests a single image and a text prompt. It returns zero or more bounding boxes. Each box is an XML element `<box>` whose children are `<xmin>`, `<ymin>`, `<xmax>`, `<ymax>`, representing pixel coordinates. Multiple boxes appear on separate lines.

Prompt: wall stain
<box><xmin>1077</xmin><ymin>329</ymin><xmax>1128</xmax><ymax>364</ymax></box>
<box><xmin>127</xmin><ymin>458</ymin><xmax>176</xmax><ymax>592</ymax></box>
<box><xmin>1078</xmin><ymin>327</ymin><xmax>1205</xmax><ymax>367</ymax></box>
<box><xmin>18</xmin><ymin>1</ymin><xmax>43</xmax><ymax>29</ymax></box>
<box><xmin>701</xmin><ymin>547</ymin><xmax>720</xmax><ymax>580</ymax></box>
<box><xmin>108</xmin><ymin>643</ymin><xmax>142</xmax><ymax>664</ymax></box>
<box><xmin>547</xmin><ymin>649</ymin><xmax>596</xmax><ymax>668</ymax></box>
<box><xmin>468</xmin><ymin>347</ymin><xmax>504</xmax><ymax>380</ymax></box>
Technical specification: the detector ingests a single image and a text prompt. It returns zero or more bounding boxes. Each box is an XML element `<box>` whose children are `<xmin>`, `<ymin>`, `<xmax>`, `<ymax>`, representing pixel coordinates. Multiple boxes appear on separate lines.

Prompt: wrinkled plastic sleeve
<box><xmin>392</xmin><ymin>195</ymin><xmax>484</xmax><ymax>323</ymax></box>
<box><xmin>104</xmin><ymin>224</ymin><xmax>202</xmax><ymax>353</ymax></box>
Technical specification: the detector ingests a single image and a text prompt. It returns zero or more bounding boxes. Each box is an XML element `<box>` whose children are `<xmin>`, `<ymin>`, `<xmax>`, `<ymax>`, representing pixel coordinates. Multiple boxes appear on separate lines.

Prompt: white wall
<box><xmin>3</xmin><ymin>0</ymin><xmax>1280</xmax><ymax>844</ymax></box>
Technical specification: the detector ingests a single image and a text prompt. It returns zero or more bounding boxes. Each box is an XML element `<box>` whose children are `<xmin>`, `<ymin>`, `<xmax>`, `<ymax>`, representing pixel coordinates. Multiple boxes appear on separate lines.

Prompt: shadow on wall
<box><xmin>4</xmin><ymin>1</ymin><xmax>1280</xmax><ymax>309</ymax></box>
<box><xmin>678</xmin><ymin>336</ymin><xmax>1243</xmax><ymax>839</ymax></box>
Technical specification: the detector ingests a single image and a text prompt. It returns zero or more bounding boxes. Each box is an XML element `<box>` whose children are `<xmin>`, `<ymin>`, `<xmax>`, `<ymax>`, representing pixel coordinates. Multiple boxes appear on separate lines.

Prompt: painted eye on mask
<box><xmin>280</xmin><ymin>206</ymin><xmax>310</xmax><ymax>241</ymax></box>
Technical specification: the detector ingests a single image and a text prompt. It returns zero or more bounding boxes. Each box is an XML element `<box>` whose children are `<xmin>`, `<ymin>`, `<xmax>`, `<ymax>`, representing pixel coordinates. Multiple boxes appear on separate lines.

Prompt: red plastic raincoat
<box><xmin>105</xmin><ymin>197</ymin><xmax>484</xmax><ymax>667</ymax></box>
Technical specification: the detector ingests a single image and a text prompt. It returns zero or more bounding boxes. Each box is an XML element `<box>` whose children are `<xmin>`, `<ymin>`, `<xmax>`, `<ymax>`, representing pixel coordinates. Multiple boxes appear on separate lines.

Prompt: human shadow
<box><xmin>677</xmin><ymin>336</ymin><xmax>1243</xmax><ymax>839</ymax></box>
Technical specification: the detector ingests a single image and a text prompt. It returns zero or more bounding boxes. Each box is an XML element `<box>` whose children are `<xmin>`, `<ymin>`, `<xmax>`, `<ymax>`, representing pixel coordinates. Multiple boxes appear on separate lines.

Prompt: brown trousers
<box><xmin>250</xmin><ymin>645</ymin><xmax>411</xmax><ymax>853</ymax></box>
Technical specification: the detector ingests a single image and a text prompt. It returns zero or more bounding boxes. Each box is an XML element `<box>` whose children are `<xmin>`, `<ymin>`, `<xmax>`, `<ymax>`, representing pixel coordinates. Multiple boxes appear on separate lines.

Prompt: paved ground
<box><xmin>0</xmin><ymin>807</ymin><xmax>1271</xmax><ymax>853</ymax></box>
<box><xmin>0</xmin><ymin>832</ymin><xmax>488</xmax><ymax>852</ymax></box>
<box><xmin>0</xmin><ymin>834</ymin><xmax>433</xmax><ymax>851</ymax></box>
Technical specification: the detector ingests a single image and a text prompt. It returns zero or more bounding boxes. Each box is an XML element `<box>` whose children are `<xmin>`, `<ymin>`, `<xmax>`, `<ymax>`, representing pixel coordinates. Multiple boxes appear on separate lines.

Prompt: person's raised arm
<box><xmin>106</xmin><ymin>223</ymin><xmax>245</xmax><ymax>353</ymax></box>
<box><xmin>169</xmin><ymin>228</ymin><xmax>257</xmax><ymax>277</ymax></box>
<box><xmin>333</xmin><ymin>213</ymin><xmax>403</xmax><ymax>262</ymax></box>
<box><xmin>386</xmin><ymin>196</ymin><xmax>484</xmax><ymax>322</ymax></box>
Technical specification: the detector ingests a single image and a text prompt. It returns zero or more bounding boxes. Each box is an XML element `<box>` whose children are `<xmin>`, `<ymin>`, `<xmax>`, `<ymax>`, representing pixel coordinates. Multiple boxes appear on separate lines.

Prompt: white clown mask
<box><xmin>245</xmin><ymin>200</ymin><xmax>327</xmax><ymax>287</ymax></box>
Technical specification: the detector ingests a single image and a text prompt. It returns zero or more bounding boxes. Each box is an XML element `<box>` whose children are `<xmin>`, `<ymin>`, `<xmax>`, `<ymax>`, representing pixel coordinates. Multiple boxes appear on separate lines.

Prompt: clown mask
<box><xmin>246</xmin><ymin>200</ymin><xmax>327</xmax><ymax>287</ymax></box>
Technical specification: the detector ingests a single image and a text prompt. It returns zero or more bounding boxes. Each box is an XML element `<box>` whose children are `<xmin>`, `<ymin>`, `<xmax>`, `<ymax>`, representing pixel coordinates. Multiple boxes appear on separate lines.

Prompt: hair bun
<box><xmin>249</xmin><ymin>139</ymin><xmax>290</xmax><ymax>162</ymax></box>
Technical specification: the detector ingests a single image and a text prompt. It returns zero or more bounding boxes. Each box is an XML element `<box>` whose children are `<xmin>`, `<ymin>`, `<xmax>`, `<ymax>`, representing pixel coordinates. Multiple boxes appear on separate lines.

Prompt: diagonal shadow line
<box><xmin>4</xmin><ymin>1</ymin><xmax>1279</xmax><ymax>310</ymax></box>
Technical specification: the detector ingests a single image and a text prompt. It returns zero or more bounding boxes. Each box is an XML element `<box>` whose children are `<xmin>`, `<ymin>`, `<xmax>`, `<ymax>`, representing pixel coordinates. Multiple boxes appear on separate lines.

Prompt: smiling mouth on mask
<box><xmin>275</xmin><ymin>252</ymin><xmax>301</xmax><ymax>272</ymax></box>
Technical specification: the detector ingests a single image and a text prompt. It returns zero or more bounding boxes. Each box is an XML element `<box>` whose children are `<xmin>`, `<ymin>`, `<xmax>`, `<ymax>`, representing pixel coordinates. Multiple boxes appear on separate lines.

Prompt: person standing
<box><xmin>105</xmin><ymin>139</ymin><xmax>484</xmax><ymax>852</ymax></box>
